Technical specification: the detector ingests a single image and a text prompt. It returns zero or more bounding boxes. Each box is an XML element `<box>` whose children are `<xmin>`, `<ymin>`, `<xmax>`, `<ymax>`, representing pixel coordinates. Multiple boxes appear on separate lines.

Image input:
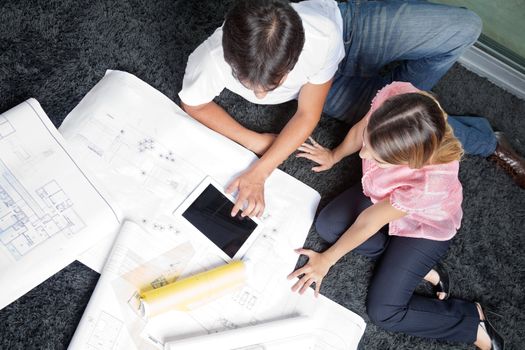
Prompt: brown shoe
<box><xmin>488</xmin><ymin>131</ymin><xmax>525</xmax><ymax>189</ymax></box>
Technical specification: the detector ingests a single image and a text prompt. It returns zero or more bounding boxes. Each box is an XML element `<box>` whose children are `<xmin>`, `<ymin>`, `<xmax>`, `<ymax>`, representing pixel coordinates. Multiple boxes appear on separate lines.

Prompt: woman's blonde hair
<box><xmin>367</xmin><ymin>92</ymin><xmax>464</xmax><ymax>168</ymax></box>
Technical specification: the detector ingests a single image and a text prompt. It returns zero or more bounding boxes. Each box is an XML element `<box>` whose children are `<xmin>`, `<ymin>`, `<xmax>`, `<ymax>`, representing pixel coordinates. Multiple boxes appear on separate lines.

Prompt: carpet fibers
<box><xmin>0</xmin><ymin>1</ymin><xmax>524</xmax><ymax>349</ymax></box>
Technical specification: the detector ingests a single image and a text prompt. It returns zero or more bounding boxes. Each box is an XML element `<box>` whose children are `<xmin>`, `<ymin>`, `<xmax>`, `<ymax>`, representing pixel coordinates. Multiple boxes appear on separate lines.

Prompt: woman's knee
<box><xmin>314</xmin><ymin>210</ymin><xmax>342</xmax><ymax>244</ymax></box>
<box><xmin>366</xmin><ymin>298</ymin><xmax>402</xmax><ymax>331</ymax></box>
<box><xmin>366</xmin><ymin>281</ymin><xmax>406</xmax><ymax>331</ymax></box>
<box><xmin>315</xmin><ymin>184</ymin><xmax>369</xmax><ymax>243</ymax></box>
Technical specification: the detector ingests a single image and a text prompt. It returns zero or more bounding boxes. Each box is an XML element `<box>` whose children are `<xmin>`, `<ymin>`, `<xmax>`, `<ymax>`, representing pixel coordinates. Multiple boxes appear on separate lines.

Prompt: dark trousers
<box><xmin>315</xmin><ymin>184</ymin><xmax>479</xmax><ymax>343</ymax></box>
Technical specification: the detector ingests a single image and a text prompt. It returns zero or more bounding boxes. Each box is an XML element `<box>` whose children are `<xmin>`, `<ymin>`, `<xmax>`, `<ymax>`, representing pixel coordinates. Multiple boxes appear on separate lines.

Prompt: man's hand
<box><xmin>226</xmin><ymin>166</ymin><xmax>268</xmax><ymax>218</ymax></box>
<box><xmin>287</xmin><ymin>248</ymin><xmax>334</xmax><ymax>297</ymax></box>
<box><xmin>248</xmin><ymin>133</ymin><xmax>277</xmax><ymax>156</ymax></box>
<box><xmin>296</xmin><ymin>137</ymin><xmax>337</xmax><ymax>172</ymax></box>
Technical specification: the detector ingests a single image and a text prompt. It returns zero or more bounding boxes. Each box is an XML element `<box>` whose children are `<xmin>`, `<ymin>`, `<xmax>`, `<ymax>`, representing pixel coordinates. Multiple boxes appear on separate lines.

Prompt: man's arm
<box><xmin>255</xmin><ymin>79</ymin><xmax>334</xmax><ymax>180</ymax></box>
<box><xmin>227</xmin><ymin>79</ymin><xmax>333</xmax><ymax>217</ymax></box>
<box><xmin>181</xmin><ymin>101</ymin><xmax>275</xmax><ymax>155</ymax></box>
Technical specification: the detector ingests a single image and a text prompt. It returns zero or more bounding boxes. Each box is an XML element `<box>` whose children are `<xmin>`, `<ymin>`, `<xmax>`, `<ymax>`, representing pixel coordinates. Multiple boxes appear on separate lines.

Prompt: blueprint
<box><xmin>59</xmin><ymin>70</ymin><xmax>322</xmax><ymax>272</ymax></box>
<box><xmin>0</xmin><ymin>99</ymin><xmax>121</xmax><ymax>310</ymax></box>
<box><xmin>68</xmin><ymin>221</ymin><xmax>365</xmax><ymax>350</ymax></box>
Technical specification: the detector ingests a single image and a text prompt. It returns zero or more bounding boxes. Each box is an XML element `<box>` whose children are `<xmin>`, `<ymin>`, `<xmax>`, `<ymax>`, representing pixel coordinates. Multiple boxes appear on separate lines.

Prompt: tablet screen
<box><xmin>182</xmin><ymin>184</ymin><xmax>258</xmax><ymax>258</ymax></box>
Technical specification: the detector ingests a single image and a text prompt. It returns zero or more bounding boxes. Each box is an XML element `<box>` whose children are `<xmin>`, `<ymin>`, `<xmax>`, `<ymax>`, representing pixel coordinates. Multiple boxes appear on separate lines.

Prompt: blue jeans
<box><xmin>448</xmin><ymin>116</ymin><xmax>497</xmax><ymax>157</ymax></box>
<box><xmin>315</xmin><ymin>184</ymin><xmax>480</xmax><ymax>344</ymax></box>
<box><xmin>323</xmin><ymin>1</ymin><xmax>496</xmax><ymax>156</ymax></box>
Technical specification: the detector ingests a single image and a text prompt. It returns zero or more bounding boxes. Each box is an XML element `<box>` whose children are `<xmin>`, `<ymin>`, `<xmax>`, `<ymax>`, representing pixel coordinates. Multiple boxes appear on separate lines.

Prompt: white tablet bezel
<box><xmin>173</xmin><ymin>176</ymin><xmax>263</xmax><ymax>261</ymax></box>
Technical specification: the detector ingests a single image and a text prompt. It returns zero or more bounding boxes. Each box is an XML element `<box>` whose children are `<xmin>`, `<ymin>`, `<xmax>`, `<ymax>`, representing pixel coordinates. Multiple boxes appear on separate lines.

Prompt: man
<box><xmin>179</xmin><ymin>0</ymin><xmax>525</xmax><ymax>218</ymax></box>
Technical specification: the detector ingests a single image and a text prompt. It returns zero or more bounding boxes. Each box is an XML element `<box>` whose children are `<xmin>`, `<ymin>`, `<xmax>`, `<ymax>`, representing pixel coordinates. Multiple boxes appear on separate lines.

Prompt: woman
<box><xmin>288</xmin><ymin>82</ymin><xmax>504</xmax><ymax>349</ymax></box>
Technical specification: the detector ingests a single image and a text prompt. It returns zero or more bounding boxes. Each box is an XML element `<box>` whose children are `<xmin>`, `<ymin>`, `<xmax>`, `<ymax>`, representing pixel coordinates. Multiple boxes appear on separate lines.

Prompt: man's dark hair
<box><xmin>222</xmin><ymin>0</ymin><xmax>305</xmax><ymax>91</ymax></box>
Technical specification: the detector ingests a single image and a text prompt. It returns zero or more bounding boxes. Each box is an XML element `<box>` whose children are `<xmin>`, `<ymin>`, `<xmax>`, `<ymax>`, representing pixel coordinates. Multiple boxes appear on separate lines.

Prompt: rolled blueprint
<box><xmin>163</xmin><ymin>315</ymin><xmax>314</xmax><ymax>350</ymax></box>
<box><xmin>139</xmin><ymin>260</ymin><xmax>246</xmax><ymax>317</ymax></box>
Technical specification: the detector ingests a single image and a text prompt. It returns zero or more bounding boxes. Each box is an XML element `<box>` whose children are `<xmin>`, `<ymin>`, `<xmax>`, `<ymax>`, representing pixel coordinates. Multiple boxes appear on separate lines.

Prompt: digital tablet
<box><xmin>173</xmin><ymin>176</ymin><xmax>263</xmax><ymax>261</ymax></box>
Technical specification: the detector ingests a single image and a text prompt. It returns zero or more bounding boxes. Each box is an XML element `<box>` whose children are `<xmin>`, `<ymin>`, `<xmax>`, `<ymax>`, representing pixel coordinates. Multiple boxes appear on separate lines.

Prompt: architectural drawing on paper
<box><xmin>232</xmin><ymin>286</ymin><xmax>258</xmax><ymax>311</ymax></box>
<box><xmin>0</xmin><ymin>116</ymin><xmax>16</xmax><ymax>140</ymax></box>
<box><xmin>139</xmin><ymin>217</ymin><xmax>181</xmax><ymax>234</ymax></box>
<box><xmin>0</xmin><ymin>160</ymin><xmax>85</xmax><ymax>260</ymax></box>
<box><xmin>86</xmin><ymin>311</ymin><xmax>123</xmax><ymax>350</ymax></box>
<box><xmin>121</xmin><ymin>241</ymin><xmax>196</xmax><ymax>293</ymax></box>
<box><xmin>71</xmin><ymin>113</ymin><xmax>202</xmax><ymax>202</ymax></box>
<box><xmin>179</xmin><ymin>228</ymin><xmax>300</xmax><ymax>333</ymax></box>
<box><xmin>137</xmin><ymin>138</ymin><xmax>155</xmax><ymax>153</ymax></box>
<box><xmin>312</xmin><ymin>329</ymin><xmax>350</xmax><ymax>350</ymax></box>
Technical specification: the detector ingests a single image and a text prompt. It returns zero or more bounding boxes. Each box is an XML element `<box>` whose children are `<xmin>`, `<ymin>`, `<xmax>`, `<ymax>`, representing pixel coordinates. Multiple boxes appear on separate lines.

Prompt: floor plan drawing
<box><xmin>0</xmin><ymin>99</ymin><xmax>120</xmax><ymax>310</ymax></box>
<box><xmin>86</xmin><ymin>311</ymin><xmax>123</xmax><ymax>350</ymax></box>
<box><xmin>65</xmin><ymin>111</ymin><xmax>204</xmax><ymax>221</ymax></box>
<box><xmin>0</xmin><ymin>161</ymin><xmax>86</xmax><ymax>259</ymax></box>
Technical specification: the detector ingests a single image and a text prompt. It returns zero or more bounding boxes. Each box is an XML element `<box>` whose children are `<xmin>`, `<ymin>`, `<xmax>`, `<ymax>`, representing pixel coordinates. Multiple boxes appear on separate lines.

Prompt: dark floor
<box><xmin>0</xmin><ymin>1</ymin><xmax>524</xmax><ymax>349</ymax></box>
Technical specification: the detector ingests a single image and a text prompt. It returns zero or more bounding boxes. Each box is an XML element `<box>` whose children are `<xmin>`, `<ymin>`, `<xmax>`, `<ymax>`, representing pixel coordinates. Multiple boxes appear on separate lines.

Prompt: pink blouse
<box><xmin>361</xmin><ymin>82</ymin><xmax>463</xmax><ymax>241</ymax></box>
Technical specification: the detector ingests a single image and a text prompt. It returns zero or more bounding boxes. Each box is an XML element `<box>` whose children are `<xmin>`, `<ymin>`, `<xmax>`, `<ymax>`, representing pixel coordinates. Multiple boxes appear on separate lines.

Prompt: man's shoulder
<box><xmin>292</xmin><ymin>0</ymin><xmax>341</xmax><ymax>39</ymax></box>
<box><xmin>291</xmin><ymin>0</ymin><xmax>344</xmax><ymax>80</ymax></box>
<box><xmin>189</xmin><ymin>27</ymin><xmax>225</xmax><ymax>64</ymax></box>
<box><xmin>180</xmin><ymin>27</ymin><xmax>229</xmax><ymax>106</ymax></box>
<box><xmin>185</xmin><ymin>26</ymin><xmax>231</xmax><ymax>84</ymax></box>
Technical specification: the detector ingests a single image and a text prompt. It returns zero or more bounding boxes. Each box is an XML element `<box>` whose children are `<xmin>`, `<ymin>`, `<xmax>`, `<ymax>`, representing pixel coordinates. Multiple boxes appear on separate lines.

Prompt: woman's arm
<box><xmin>332</xmin><ymin>114</ymin><xmax>369</xmax><ymax>163</ymax></box>
<box><xmin>296</xmin><ymin>113</ymin><xmax>369</xmax><ymax>171</ymax></box>
<box><xmin>323</xmin><ymin>199</ymin><xmax>405</xmax><ymax>264</ymax></box>
<box><xmin>288</xmin><ymin>199</ymin><xmax>406</xmax><ymax>296</ymax></box>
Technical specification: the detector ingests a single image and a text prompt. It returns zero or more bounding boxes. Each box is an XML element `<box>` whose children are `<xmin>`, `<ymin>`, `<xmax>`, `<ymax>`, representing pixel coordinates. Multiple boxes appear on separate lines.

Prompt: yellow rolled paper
<box><xmin>140</xmin><ymin>260</ymin><xmax>246</xmax><ymax>317</ymax></box>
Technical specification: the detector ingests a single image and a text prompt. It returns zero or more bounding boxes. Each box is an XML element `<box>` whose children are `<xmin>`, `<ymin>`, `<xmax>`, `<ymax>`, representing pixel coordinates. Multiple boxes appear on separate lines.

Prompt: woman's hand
<box><xmin>287</xmin><ymin>248</ymin><xmax>334</xmax><ymax>297</ymax></box>
<box><xmin>296</xmin><ymin>137</ymin><xmax>336</xmax><ymax>172</ymax></box>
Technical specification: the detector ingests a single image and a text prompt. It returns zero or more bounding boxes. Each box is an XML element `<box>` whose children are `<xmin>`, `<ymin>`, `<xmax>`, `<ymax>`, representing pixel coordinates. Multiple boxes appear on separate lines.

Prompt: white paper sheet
<box><xmin>68</xmin><ymin>221</ymin><xmax>365</xmax><ymax>350</ymax></box>
<box><xmin>59</xmin><ymin>70</ymin><xmax>321</xmax><ymax>272</ymax></box>
<box><xmin>164</xmin><ymin>316</ymin><xmax>315</xmax><ymax>350</ymax></box>
<box><xmin>67</xmin><ymin>221</ymin><xmax>194</xmax><ymax>350</ymax></box>
<box><xmin>0</xmin><ymin>99</ymin><xmax>121</xmax><ymax>310</ymax></box>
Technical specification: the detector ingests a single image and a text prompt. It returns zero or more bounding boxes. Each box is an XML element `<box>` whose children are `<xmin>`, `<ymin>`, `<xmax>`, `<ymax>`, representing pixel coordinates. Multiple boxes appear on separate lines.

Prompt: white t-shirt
<box><xmin>179</xmin><ymin>0</ymin><xmax>345</xmax><ymax>106</ymax></box>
